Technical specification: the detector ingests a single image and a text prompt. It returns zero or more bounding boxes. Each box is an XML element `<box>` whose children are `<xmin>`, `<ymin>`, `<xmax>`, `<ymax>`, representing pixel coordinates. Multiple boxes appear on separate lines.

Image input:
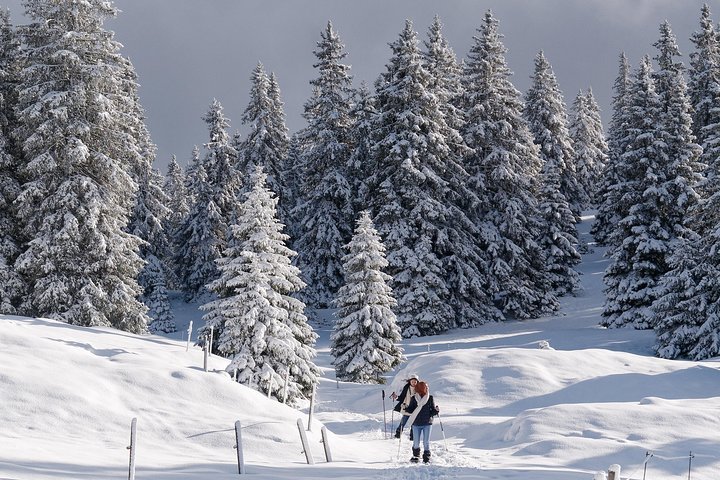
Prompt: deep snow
<box><xmin>1</xmin><ymin>216</ymin><xmax>719</xmax><ymax>480</ymax></box>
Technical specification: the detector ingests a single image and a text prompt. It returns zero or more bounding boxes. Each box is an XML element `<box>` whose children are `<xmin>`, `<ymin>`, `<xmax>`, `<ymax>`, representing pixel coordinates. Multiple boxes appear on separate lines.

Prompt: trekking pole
<box><xmin>642</xmin><ymin>451</ymin><xmax>653</xmax><ymax>480</ymax></box>
<box><xmin>688</xmin><ymin>451</ymin><xmax>694</xmax><ymax>480</ymax></box>
<box><xmin>391</xmin><ymin>409</ymin><xmax>394</xmax><ymax>438</ymax></box>
<box><xmin>437</xmin><ymin>410</ymin><xmax>448</xmax><ymax>452</ymax></box>
<box><xmin>382</xmin><ymin>390</ymin><xmax>387</xmax><ymax>439</ymax></box>
<box><xmin>396</xmin><ymin>426</ymin><xmax>403</xmax><ymax>461</ymax></box>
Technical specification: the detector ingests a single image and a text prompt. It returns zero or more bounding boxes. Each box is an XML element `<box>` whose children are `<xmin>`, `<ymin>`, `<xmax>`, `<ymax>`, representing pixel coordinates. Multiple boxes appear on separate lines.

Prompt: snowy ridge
<box><xmin>2</xmin><ymin>220</ymin><xmax>720</xmax><ymax>479</ymax></box>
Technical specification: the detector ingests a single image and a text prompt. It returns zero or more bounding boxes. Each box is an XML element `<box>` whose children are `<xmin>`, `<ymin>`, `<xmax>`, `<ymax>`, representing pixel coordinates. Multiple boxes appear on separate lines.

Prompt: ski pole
<box><xmin>642</xmin><ymin>451</ymin><xmax>653</xmax><ymax>480</ymax></box>
<box><xmin>382</xmin><ymin>390</ymin><xmax>387</xmax><ymax>439</ymax></box>
<box><xmin>391</xmin><ymin>409</ymin><xmax>394</xmax><ymax>438</ymax></box>
<box><xmin>437</xmin><ymin>411</ymin><xmax>448</xmax><ymax>452</ymax></box>
<box><xmin>398</xmin><ymin>427</ymin><xmax>403</xmax><ymax>462</ymax></box>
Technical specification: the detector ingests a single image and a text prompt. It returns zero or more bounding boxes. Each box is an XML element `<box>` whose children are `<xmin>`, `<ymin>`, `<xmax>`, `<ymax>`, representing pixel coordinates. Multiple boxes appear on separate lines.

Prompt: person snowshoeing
<box><xmin>404</xmin><ymin>381</ymin><xmax>439</xmax><ymax>464</ymax></box>
<box><xmin>390</xmin><ymin>374</ymin><xmax>418</xmax><ymax>439</ymax></box>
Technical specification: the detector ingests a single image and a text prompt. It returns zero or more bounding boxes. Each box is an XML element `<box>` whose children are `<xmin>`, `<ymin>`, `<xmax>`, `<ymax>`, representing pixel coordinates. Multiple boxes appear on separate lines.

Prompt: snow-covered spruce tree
<box><xmin>462</xmin><ymin>11</ymin><xmax>557</xmax><ymax>319</ymax></box>
<box><xmin>601</xmin><ymin>56</ymin><xmax>663</xmax><ymax>329</ymax></box>
<box><xmin>201</xmin><ymin>167</ymin><xmax>319</xmax><ymax>403</ymax></box>
<box><xmin>163</xmin><ymin>155</ymin><xmax>189</xmax><ymax>254</ymax></box>
<box><xmin>648</xmin><ymin>22</ymin><xmax>704</xmax><ymax>342</ymax></box>
<box><xmin>689</xmin><ymin>4</ymin><xmax>720</xmax><ymax>144</ymax></box>
<box><xmin>346</xmin><ymin>82</ymin><xmax>377</xmax><ymax>213</ymax></box>
<box><xmin>175</xmin><ymin>101</ymin><xmax>238</xmax><ymax>301</ymax></box>
<box><xmin>293</xmin><ymin>21</ymin><xmax>355</xmax><ymax>309</ymax></box>
<box><xmin>569</xmin><ymin>88</ymin><xmax>609</xmax><ymax>209</ymax></box>
<box><xmin>0</xmin><ymin>9</ymin><xmax>23</xmax><ymax>314</ymax></box>
<box><xmin>13</xmin><ymin>0</ymin><xmax>148</xmax><ymax>331</ymax></box>
<box><xmin>0</xmin><ymin>124</ymin><xmax>21</xmax><ymax>314</ymax></box>
<box><xmin>653</xmin><ymin>14</ymin><xmax>719</xmax><ymax>359</ymax></box>
<box><xmin>202</xmin><ymin>99</ymin><xmax>241</xmax><ymax>231</ymax></box>
<box><xmin>331</xmin><ymin>211</ymin><xmax>404</xmax><ymax>383</ymax></box>
<box><xmin>525</xmin><ymin>51</ymin><xmax>583</xmax><ymax>218</ymax></box>
<box><xmin>267</xmin><ymin>71</ymin><xmax>291</xmax><ymax>222</ymax></box>
<box><xmin>129</xmin><ymin>163</ymin><xmax>175</xmax><ymax>333</ymax></box>
<box><xmin>537</xmin><ymin>151</ymin><xmax>581</xmax><ymax>296</ymax></box>
<box><xmin>592</xmin><ymin>53</ymin><xmax>631</xmax><ymax>246</ymax></box>
<box><xmin>238</xmin><ymin>64</ymin><xmax>289</xmax><ymax>209</ymax></box>
<box><xmin>368</xmin><ymin>20</ymin><xmax>500</xmax><ymax>336</ymax></box>
<box><xmin>423</xmin><ymin>15</ymin><xmax>465</xmax><ymax>135</ymax></box>
<box><xmin>281</xmin><ymin>133</ymin><xmax>303</xmax><ymax>239</ymax></box>
<box><xmin>602</xmin><ymin>33</ymin><xmax>702</xmax><ymax>332</ymax></box>
<box><xmin>174</xmin><ymin>159</ymin><xmax>223</xmax><ymax>302</ymax></box>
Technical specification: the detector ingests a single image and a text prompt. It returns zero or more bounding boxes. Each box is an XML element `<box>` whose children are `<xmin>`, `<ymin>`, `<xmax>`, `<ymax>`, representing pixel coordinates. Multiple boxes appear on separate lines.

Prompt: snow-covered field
<box><xmin>1</xmin><ymin>217</ymin><xmax>719</xmax><ymax>480</ymax></box>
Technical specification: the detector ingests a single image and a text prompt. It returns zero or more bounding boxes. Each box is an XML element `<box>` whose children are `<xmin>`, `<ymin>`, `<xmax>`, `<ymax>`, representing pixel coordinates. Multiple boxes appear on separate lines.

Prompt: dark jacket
<box><xmin>393</xmin><ymin>382</ymin><xmax>412</xmax><ymax>413</ymax></box>
<box><xmin>405</xmin><ymin>394</ymin><xmax>438</xmax><ymax>426</ymax></box>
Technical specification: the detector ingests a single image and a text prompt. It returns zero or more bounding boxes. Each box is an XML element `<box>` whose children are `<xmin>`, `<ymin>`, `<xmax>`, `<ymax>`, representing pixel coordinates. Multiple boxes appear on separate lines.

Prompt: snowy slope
<box><xmin>1</xmin><ymin>217</ymin><xmax>720</xmax><ymax>480</ymax></box>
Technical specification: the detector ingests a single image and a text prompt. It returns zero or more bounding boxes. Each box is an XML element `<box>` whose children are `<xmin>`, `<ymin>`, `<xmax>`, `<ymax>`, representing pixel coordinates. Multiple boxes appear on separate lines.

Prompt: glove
<box><xmin>390</xmin><ymin>392</ymin><xmax>397</xmax><ymax>401</ymax></box>
<box><xmin>435</xmin><ymin>405</ymin><xmax>440</xmax><ymax>413</ymax></box>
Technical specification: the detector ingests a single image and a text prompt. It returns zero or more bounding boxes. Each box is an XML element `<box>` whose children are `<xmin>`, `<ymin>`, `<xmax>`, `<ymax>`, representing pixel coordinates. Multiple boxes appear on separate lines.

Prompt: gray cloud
<box><xmin>3</xmin><ymin>0</ymin><xmax>716</xmax><ymax>171</ymax></box>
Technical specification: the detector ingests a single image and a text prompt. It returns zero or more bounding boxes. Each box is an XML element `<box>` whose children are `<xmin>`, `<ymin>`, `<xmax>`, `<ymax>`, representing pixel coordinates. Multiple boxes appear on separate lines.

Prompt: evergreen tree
<box><xmin>13</xmin><ymin>0</ymin><xmax>148</xmax><ymax>332</ymax></box>
<box><xmin>537</xmin><ymin>152</ymin><xmax>581</xmax><ymax>295</ymax></box>
<box><xmin>267</xmin><ymin>71</ymin><xmax>291</xmax><ymax>221</ymax></box>
<box><xmin>603</xmin><ymin>28</ymin><xmax>702</xmax><ymax>332</ymax></box>
<box><xmin>346</xmin><ymin>82</ymin><xmax>376</xmax><ymax>213</ymax></box>
<box><xmin>174</xmin><ymin>158</ymin><xmax>223</xmax><ymax>301</ymax></box>
<box><xmin>462</xmin><ymin>11</ymin><xmax>556</xmax><ymax>319</ymax></box>
<box><xmin>201</xmin><ymin>167</ymin><xmax>319</xmax><ymax>403</ymax></box>
<box><xmin>282</xmin><ymin>134</ymin><xmax>303</xmax><ymax>239</ymax></box>
<box><xmin>525</xmin><ymin>51</ymin><xmax>582</xmax><ymax>217</ymax></box>
<box><xmin>293</xmin><ymin>21</ymin><xmax>355</xmax><ymax>308</ymax></box>
<box><xmin>689</xmin><ymin>4</ymin><xmax>720</xmax><ymax>143</ymax></box>
<box><xmin>331</xmin><ymin>211</ymin><xmax>404</xmax><ymax>384</ymax></box>
<box><xmin>129</xmin><ymin>163</ymin><xmax>175</xmax><ymax>333</ymax></box>
<box><xmin>602</xmin><ymin>56</ymin><xmax>663</xmax><ymax>329</ymax></box>
<box><xmin>202</xmin><ymin>99</ymin><xmax>240</xmax><ymax>230</ymax></box>
<box><xmin>569</xmin><ymin>88</ymin><xmax>609</xmax><ymax>208</ymax></box>
<box><xmin>239</xmin><ymin>64</ymin><xmax>290</xmax><ymax>226</ymax></box>
<box><xmin>423</xmin><ymin>15</ymin><xmax>464</xmax><ymax>134</ymax></box>
<box><xmin>163</xmin><ymin>155</ymin><xmax>190</xmax><ymax>247</ymax></box>
<box><xmin>653</xmin><ymin>8</ymin><xmax>720</xmax><ymax>359</ymax></box>
<box><xmin>175</xmin><ymin>101</ymin><xmax>238</xmax><ymax>300</ymax></box>
<box><xmin>0</xmin><ymin>9</ymin><xmax>22</xmax><ymax>313</ymax></box>
<box><xmin>369</xmin><ymin>20</ymin><xmax>500</xmax><ymax>336</ymax></box>
<box><xmin>593</xmin><ymin>53</ymin><xmax>631</xmax><ymax>246</ymax></box>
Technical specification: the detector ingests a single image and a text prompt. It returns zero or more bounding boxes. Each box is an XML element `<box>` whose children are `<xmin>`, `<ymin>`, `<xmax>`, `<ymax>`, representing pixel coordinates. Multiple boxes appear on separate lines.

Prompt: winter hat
<box><xmin>415</xmin><ymin>381</ymin><xmax>428</xmax><ymax>396</ymax></box>
<box><xmin>406</xmin><ymin>374</ymin><xmax>419</xmax><ymax>382</ymax></box>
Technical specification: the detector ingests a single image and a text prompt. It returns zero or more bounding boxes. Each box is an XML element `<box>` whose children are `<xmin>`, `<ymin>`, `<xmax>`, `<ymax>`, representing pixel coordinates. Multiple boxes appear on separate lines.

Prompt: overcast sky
<box><xmin>4</xmin><ymin>0</ymin><xmax>718</xmax><ymax>171</ymax></box>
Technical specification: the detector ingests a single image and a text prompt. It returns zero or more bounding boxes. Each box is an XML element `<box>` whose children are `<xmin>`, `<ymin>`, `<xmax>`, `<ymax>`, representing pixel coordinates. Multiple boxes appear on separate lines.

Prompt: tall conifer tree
<box><xmin>462</xmin><ymin>11</ymin><xmax>556</xmax><ymax>319</ymax></box>
<box><xmin>570</xmin><ymin>88</ymin><xmax>609</xmax><ymax>208</ymax></box>
<box><xmin>593</xmin><ymin>53</ymin><xmax>631</xmax><ymax>246</ymax></box>
<box><xmin>202</xmin><ymin>167</ymin><xmax>319</xmax><ymax>402</ymax></box>
<box><xmin>525</xmin><ymin>51</ymin><xmax>582</xmax><ymax>217</ymax></box>
<box><xmin>293</xmin><ymin>21</ymin><xmax>354</xmax><ymax>308</ymax></box>
<box><xmin>13</xmin><ymin>0</ymin><xmax>148</xmax><ymax>331</ymax></box>
<box><xmin>331</xmin><ymin>211</ymin><xmax>404</xmax><ymax>384</ymax></box>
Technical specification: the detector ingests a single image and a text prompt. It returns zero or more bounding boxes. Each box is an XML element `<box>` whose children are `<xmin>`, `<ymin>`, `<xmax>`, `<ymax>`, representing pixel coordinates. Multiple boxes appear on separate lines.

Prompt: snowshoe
<box><xmin>410</xmin><ymin>447</ymin><xmax>420</xmax><ymax>463</ymax></box>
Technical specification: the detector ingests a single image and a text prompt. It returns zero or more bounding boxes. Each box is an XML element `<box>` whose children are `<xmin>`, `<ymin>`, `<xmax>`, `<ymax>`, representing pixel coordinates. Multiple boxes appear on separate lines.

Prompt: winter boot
<box><xmin>394</xmin><ymin>428</ymin><xmax>401</xmax><ymax>439</ymax></box>
<box><xmin>423</xmin><ymin>450</ymin><xmax>431</xmax><ymax>464</ymax></box>
<box><xmin>410</xmin><ymin>447</ymin><xmax>420</xmax><ymax>463</ymax></box>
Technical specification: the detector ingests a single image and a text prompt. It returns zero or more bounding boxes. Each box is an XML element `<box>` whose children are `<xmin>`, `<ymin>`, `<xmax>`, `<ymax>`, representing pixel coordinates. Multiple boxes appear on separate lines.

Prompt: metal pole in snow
<box><xmin>688</xmin><ymin>451</ymin><xmax>694</xmax><ymax>480</ymax></box>
<box><xmin>127</xmin><ymin>417</ymin><xmax>137</xmax><ymax>480</ymax></box>
<box><xmin>186</xmin><ymin>320</ymin><xmax>193</xmax><ymax>351</ymax></box>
